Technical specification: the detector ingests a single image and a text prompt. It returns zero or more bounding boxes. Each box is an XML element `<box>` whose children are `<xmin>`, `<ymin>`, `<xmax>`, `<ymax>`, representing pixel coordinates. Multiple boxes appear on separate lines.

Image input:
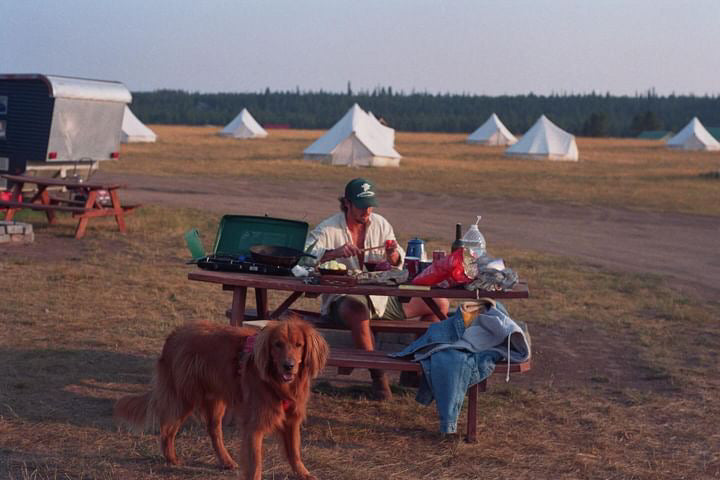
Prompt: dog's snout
<box><xmin>283</xmin><ymin>360</ymin><xmax>295</xmax><ymax>372</ymax></box>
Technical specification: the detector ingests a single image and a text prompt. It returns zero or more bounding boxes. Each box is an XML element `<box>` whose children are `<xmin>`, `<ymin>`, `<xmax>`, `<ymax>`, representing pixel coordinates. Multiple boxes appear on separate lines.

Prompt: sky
<box><xmin>3</xmin><ymin>0</ymin><xmax>720</xmax><ymax>96</ymax></box>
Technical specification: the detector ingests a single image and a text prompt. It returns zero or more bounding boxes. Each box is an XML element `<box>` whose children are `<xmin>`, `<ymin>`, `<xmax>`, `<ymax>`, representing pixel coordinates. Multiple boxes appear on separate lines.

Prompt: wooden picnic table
<box><xmin>0</xmin><ymin>173</ymin><xmax>140</xmax><ymax>239</ymax></box>
<box><xmin>191</xmin><ymin>269</ymin><xmax>531</xmax><ymax>443</ymax></box>
<box><xmin>187</xmin><ymin>269</ymin><xmax>529</xmax><ymax>326</ymax></box>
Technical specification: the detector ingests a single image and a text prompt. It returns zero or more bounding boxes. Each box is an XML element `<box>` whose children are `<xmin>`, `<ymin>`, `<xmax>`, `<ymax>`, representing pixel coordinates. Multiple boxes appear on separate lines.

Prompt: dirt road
<box><xmin>97</xmin><ymin>172</ymin><xmax>719</xmax><ymax>300</ymax></box>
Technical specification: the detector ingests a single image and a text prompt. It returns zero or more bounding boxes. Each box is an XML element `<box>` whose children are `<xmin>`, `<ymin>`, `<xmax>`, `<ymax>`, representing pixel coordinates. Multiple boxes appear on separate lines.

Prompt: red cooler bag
<box><xmin>411</xmin><ymin>248</ymin><xmax>472</xmax><ymax>287</ymax></box>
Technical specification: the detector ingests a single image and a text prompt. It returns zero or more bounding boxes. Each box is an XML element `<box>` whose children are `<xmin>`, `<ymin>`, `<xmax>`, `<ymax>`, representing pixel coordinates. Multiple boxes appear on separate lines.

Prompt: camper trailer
<box><xmin>0</xmin><ymin>74</ymin><xmax>131</xmax><ymax>189</ymax></box>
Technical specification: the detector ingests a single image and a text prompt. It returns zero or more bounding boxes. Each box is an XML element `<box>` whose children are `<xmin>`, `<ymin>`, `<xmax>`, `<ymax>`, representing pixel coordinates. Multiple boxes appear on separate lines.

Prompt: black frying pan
<box><xmin>249</xmin><ymin>245</ymin><xmax>315</xmax><ymax>268</ymax></box>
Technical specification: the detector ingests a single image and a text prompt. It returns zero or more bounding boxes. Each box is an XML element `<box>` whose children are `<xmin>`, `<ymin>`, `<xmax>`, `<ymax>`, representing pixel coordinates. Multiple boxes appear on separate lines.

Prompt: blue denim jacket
<box><xmin>390</xmin><ymin>301</ymin><xmax>530</xmax><ymax>433</ymax></box>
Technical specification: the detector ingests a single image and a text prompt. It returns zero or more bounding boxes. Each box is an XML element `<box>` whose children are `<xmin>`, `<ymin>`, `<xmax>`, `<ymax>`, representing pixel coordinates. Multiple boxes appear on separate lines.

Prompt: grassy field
<box><xmin>1</xmin><ymin>128</ymin><xmax>720</xmax><ymax>479</ymax></box>
<box><xmin>107</xmin><ymin>126</ymin><xmax>720</xmax><ymax>216</ymax></box>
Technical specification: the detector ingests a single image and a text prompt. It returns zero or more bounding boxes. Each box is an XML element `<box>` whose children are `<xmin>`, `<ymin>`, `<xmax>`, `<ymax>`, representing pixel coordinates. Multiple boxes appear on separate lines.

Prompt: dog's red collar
<box><xmin>282</xmin><ymin>399</ymin><xmax>292</xmax><ymax>411</ymax></box>
<box><xmin>244</xmin><ymin>334</ymin><xmax>257</xmax><ymax>353</ymax></box>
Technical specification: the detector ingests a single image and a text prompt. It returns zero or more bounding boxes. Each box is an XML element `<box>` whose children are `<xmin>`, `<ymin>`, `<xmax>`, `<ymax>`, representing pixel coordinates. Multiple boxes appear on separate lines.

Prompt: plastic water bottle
<box><xmin>462</xmin><ymin>216</ymin><xmax>486</xmax><ymax>257</ymax></box>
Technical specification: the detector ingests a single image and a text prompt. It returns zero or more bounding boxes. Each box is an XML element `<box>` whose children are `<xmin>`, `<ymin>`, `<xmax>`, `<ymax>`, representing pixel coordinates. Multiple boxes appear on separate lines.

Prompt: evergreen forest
<box><xmin>130</xmin><ymin>87</ymin><xmax>720</xmax><ymax>137</ymax></box>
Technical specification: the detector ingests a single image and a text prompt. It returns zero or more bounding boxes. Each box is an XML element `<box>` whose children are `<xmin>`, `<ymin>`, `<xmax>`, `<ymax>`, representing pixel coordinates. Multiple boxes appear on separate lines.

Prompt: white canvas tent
<box><xmin>219</xmin><ymin>108</ymin><xmax>268</xmax><ymax>139</ymax></box>
<box><xmin>121</xmin><ymin>106</ymin><xmax>157</xmax><ymax>143</ymax></box>
<box><xmin>505</xmin><ymin>115</ymin><xmax>579</xmax><ymax>161</ymax></box>
<box><xmin>467</xmin><ymin>113</ymin><xmax>517</xmax><ymax>145</ymax></box>
<box><xmin>666</xmin><ymin>117</ymin><xmax>720</xmax><ymax>151</ymax></box>
<box><xmin>368</xmin><ymin>111</ymin><xmax>396</xmax><ymax>148</ymax></box>
<box><xmin>303</xmin><ymin>104</ymin><xmax>401</xmax><ymax>167</ymax></box>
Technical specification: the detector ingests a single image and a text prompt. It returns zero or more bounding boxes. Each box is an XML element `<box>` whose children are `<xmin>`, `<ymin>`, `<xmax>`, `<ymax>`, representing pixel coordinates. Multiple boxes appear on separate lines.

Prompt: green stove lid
<box><xmin>212</xmin><ymin>215</ymin><xmax>308</xmax><ymax>257</ymax></box>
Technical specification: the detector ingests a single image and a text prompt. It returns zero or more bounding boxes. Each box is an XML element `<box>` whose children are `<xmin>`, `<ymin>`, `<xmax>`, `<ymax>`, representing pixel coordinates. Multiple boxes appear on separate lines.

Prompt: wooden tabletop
<box><xmin>1</xmin><ymin>173</ymin><xmax>125</xmax><ymax>190</ymax></box>
<box><xmin>187</xmin><ymin>269</ymin><xmax>529</xmax><ymax>299</ymax></box>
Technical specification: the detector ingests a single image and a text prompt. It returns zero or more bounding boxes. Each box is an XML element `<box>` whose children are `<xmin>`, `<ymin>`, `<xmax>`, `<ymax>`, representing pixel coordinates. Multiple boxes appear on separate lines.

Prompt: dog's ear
<box><xmin>253</xmin><ymin>322</ymin><xmax>279</xmax><ymax>382</ymax></box>
<box><xmin>301</xmin><ymin>322</ymin><xmax>329</xmax><ymax>379</ymax></box>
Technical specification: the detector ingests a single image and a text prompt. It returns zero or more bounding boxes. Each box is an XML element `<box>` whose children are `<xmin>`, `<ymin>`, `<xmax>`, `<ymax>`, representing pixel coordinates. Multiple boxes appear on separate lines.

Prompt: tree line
<box><xmin>130</xmin><ymin>87</ymin><xmax>720</xmax><ymax>137</ymax></box>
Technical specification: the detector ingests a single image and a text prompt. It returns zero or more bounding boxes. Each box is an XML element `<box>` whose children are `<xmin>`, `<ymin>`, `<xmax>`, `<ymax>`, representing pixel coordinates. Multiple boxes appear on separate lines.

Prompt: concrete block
<box><xmin>0</xmin><ymin>234</ymin><xmax>9</xmax><ymax>243</ymax></box>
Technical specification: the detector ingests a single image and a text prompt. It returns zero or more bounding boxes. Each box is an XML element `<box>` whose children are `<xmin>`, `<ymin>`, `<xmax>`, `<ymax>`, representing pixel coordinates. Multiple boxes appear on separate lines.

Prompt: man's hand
<box><xmin>385</xmin><ymin>240</ymin><xmax>401</xmax><ymax>266</ymax></box>
<box><xmin>322</xmin><ymin>243</ymin><xmax>361</xmax><ymax>263</ymax></box>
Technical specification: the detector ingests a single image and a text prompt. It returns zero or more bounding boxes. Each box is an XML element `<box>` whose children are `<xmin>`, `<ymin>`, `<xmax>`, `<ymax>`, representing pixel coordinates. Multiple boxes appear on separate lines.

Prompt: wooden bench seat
<box><xmin>48</xmin><ymin>195</ymin><xmax>141</xmax><ymax>211</ymax></box>
<box><xmin>48</xmin><ymin>195</ymin><xmax>88</xmax><ymax>206</ymax></box>
<box><xmin>227</xmin><ymin>307</ymin><xmax>434</xmax><ymax>335</ymax></box>
<box><xmin>327</xmin><ymin>347</ymin><xmax>530</xmax><ymax>442</ymax></box>
<box><xmin>0</xmin><ymin>200</ymin><xmax>89</xmax><ymax>214</ymax></box>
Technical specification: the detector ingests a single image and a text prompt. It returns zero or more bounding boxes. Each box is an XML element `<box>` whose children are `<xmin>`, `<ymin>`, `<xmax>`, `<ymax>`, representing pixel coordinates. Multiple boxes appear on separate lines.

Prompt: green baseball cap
<box><xmin>344</xmin><ymin>178</ymin><xmax>378</xmax><ymax>209</ymax></box>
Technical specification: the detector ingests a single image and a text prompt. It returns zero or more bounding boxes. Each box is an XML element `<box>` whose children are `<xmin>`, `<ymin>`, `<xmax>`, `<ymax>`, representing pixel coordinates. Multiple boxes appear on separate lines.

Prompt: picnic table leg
<box><xmin>255</xmin><ymin>288</ymin><xmax>269</xmax><ymax>319</ymax></box>
<box><xmin>230</xmin><ymin>286</ymin><xmax>248</xmax><ymax>327</ymax></box>
<box><xmin>38</xmin><ymin>188</ymin><xmax>56</xmax><ymax>224</ymax></box>
<box><xmin>2</xmin><ymin>206</ymin><xmax>17</xmax><ymax>221</ymax></box>
<box><xmin>466</xmin><ymin>383</ymin><xmax>479</xmax><ymax>443</ymax></box>
<box><xmin>109</xmin><ymin>189</ymin><xmax>127</xmax><ymax>233</ymax></box>
<box><xmin>74</xmin><ymin>190</ymin><xmax>97</xmax><ymax>239</ymax></box>
<box><xmin>422</xmin><ymin>298</ymin><xmax>448</xmax><ymax>320</ymax></box>
<box><xmin>1</xmin><ymin>179</ymin><xmax>21</xmax><ymax>220</ymax></box>
<box><xmin>270</xmin><ymin>291</ymin><xmax>304</xmax><ymax>319</ymax></box>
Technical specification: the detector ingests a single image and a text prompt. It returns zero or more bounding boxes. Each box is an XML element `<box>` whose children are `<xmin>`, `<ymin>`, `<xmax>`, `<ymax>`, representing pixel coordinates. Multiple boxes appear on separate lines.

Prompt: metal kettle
<box><xmin>406</xmin><ymin>238</ymin><xmax>427</xmax><ymax>261</ymax></box>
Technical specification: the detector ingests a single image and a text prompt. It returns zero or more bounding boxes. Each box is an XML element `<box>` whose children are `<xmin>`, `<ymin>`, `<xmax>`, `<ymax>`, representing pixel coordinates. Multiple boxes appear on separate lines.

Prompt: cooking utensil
<box><xmin>333</xmin><ymin>244</ymin><xmax>385</xmax><ymax>259</ymax></box>
<box><xmin>249</xmin><ymin>245</ymin><xmax>315</xmax><ymax>268</ymax></box>
<box><xmin>359</xmin><ymin>244</ymin><xmax>385</xmax><ymax>253</ymax></box>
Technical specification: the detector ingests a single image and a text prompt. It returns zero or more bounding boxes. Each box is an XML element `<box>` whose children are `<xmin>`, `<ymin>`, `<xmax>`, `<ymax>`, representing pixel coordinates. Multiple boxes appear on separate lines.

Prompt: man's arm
<box><xmin>306</xmin><ymin>220</ymin><xmax>361</xmax><ymax>265</ymax></box>
<box><xmin>320</xmin><ymin>243</ymin><xmax>361</xmax><ymax>263</ymax></box>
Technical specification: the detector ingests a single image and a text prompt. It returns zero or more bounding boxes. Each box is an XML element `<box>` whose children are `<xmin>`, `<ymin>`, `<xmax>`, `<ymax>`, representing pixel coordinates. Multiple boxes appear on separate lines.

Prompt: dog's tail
<box><xmin>114</xmin><ymin>356</ymin><xmax>181</xmax><ymax>431</ymax></box>
<box><xmin>114</xmin><ymin>391</ymin><xmax>152</xmax><ymax>430</ymax></box>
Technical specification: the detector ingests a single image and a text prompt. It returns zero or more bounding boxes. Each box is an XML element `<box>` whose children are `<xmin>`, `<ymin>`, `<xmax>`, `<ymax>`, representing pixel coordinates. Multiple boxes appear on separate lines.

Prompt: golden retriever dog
<box><xmin>114</xmin><ymin>316</ymin><xmax>329</xmax><ymax>480</ymax></box>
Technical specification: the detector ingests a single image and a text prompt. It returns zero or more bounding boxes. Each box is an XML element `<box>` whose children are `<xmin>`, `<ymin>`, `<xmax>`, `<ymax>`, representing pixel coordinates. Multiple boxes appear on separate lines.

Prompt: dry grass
<box><xmin>2</xmin><ymin>129</ymin><xmax>720</xmax><ymax>479</ymax></box>
<box><xmin>106</xmin><ymin>127</ymin><xmax>720</xmax><ymax>215</ymax></box>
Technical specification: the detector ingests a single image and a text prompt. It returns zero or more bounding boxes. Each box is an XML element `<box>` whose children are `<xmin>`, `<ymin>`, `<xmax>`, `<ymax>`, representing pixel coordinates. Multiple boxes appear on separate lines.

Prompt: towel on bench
<box><xmin>390</xmin><ymin>300</ymin><xmax>531</xmax><ymax>433</ymax></box>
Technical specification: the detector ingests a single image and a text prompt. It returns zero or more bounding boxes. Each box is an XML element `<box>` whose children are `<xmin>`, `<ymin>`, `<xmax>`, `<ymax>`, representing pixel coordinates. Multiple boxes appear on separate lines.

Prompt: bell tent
<box><xmin>303</xmin><ymin>104</ymin><xmax>401</xmax><ymax>167</ymax></box>
<box><xmin>219</xmin><ymin>108</ymin><xmax>268</xmax><ymax>139</ymax></box>
<box><xmin>505</xmin><ymin>115</ymin><xmax>579</xmax><ymax>161</ymax></box>
<box><xmin>121</xmin><ymin>106</ymin><xmax>157</xmax><ymax>143</ymax></box>
<box><xmin>666</xmin><ymin>117</ymin><xmax>720</xmax><ymax>151</ymax></box>
<box><xmin>367</xmin><ymin>111</ymin><xmax>396</xmax><ymax>148</ymax></box>
<box><xmin>467</xmin><ymin>113</ymin><xmax>517</xmax><ymax>145</ymax></box>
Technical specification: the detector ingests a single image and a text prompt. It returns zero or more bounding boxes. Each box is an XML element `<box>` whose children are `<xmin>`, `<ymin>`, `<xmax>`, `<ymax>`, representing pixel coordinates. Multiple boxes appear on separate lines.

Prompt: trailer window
<box><xmin>0</xmin><ymin>120</ymin><xmax>5</xmax><ymax>139</ymax></box>
<box><xmin>0</xmin><ymin>96</ymin><xmax>6</xmax><ymax>115</ymax></box>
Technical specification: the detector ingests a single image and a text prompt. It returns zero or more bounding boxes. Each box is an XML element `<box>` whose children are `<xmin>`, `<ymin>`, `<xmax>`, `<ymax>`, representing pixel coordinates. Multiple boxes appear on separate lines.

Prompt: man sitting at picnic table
<box><xmin>305</xmin><ymin>178</ymin><xmax>449</xmax><ymax>401</ymax></box>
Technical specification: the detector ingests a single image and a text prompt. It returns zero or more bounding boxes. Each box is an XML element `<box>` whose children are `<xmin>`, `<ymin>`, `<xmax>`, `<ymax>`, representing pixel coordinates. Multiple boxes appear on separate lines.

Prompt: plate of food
<box><xmin>318</xmin><ymin>260</ymin><xmax>348</xmax><ymax>276</ymax></box>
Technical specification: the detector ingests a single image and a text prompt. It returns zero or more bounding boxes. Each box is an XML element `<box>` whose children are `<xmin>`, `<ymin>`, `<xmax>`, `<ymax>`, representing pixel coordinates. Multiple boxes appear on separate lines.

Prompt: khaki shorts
<box><xmin>326</xmin><ymin>295</ymin><xmax>406</xmax><ymax>326</ymax></box>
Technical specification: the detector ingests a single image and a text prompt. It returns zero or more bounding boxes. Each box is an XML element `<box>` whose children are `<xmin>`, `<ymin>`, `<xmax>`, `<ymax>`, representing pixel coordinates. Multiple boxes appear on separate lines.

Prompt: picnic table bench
<box><xmin>0</xmin><ymin>173</ymin><xmax>140</xmax><ymax>239</ymax></box>
<box><xmin>327</xmin><ymin>347</ymin><xmax>531</xmax><ymax>442</ymax></box>
<box><xmin>191</xmin><ymin>270</ymin><xmax>531</xmax><ymax>442</ymax></box>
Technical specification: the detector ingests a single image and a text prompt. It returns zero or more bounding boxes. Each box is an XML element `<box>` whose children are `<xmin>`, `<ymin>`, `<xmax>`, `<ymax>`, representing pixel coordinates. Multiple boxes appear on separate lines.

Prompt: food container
<box><xmin>406</xmin><ymin>238</ymin><xmax>427</xmax><ymax>261</ymax></box>
<box><xmin>318</xmin><ymin>267</ymin><xmax>348</xmax><ymax>276</ymax></box>
<box><xmin>404</xmin><ymin>256</ymin><xmax>420</xmax><ymax>280</ymax></box>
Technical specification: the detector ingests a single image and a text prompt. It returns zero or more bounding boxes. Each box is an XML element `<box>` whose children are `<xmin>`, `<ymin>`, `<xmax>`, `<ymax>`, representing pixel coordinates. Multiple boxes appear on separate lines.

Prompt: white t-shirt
<box><xmin>304</xmin><ymin>212</ymin><xmax>405</xmax><ymax>317</ymax></box>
